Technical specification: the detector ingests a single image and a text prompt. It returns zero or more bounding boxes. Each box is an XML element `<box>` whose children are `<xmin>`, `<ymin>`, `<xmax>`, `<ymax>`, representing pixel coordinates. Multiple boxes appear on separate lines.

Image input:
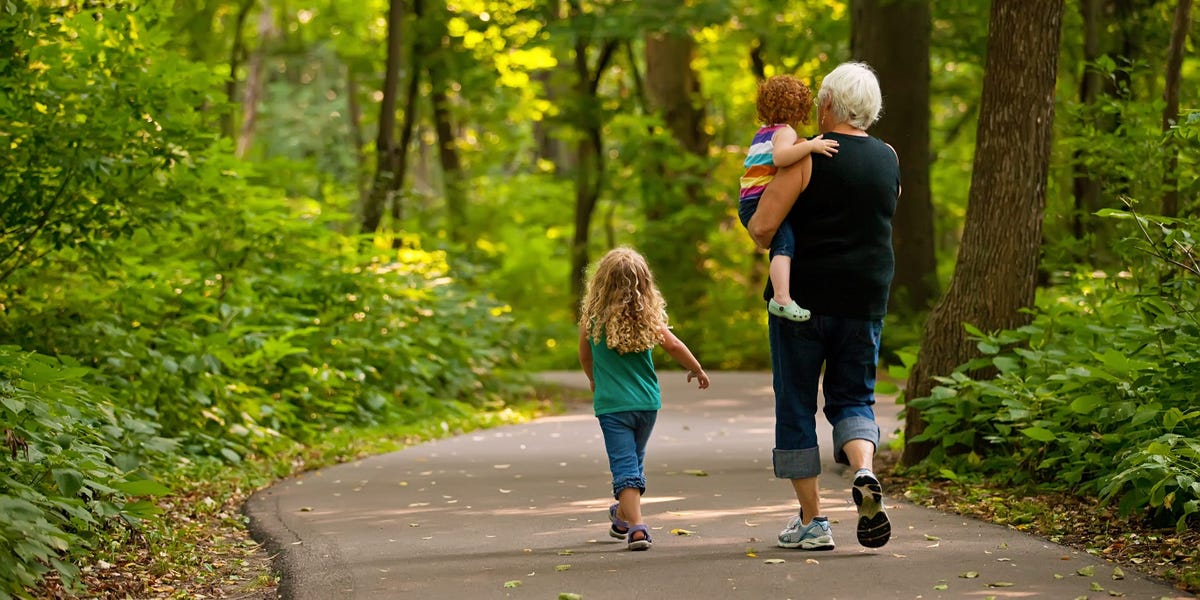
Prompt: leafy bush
<box><xmin>907</xmin><ymin>210</ymin><xmax>1200</xmax><ymax>530</ymax></box>
<box><xmin>0</xmin><ymin>348</ymin><xmax>172</xmax><ymax>597</ymax></box>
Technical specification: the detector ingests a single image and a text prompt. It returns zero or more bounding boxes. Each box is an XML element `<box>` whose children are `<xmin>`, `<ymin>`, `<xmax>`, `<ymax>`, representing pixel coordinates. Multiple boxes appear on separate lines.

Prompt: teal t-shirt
<box><xmin>590</xmin><ymin>336</ymin><xmax>661</xmax><ymax>416</ymax></box>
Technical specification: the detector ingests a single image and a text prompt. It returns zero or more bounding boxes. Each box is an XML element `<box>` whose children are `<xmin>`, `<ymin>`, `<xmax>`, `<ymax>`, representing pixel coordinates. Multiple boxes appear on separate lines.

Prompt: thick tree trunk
<box><xmin>235</xmin><ymin>0</ymin><xmax>275</xmax><ymax>159</ymax></box>
<box><xmin>1161</xmin><ymin>0</ymin><xmax>1193</xmax><ymax>218</ymax></box>
<box><xmin>851</xmin><ymin>0</ymin><xmax>937</xmax><ymax>314</ymax></box>
<box><xmin>902</xmin><ymin>0</ymin><xmax>1065</xmax><ymax>466</ymax></box>
<box><xmin>641</xmin><ymin>31</ymin><xmax>712</xmax><ymax>336</ymax></box>
<box><xmin>423</xmin><ymin>0</ymin><xmax>466</xmax><ymax>243</ymax></box>
<box><xmin>362</xmin><ymin>0</ymin><xmax>405</xmax><ymax>234</ymax></box>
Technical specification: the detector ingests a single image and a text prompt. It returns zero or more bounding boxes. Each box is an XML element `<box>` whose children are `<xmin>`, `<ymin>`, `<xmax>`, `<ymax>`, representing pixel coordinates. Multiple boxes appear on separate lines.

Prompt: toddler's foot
<box><xmin>627</xmin><ymin>524</ymin><xmax>652</xmax><ymax>551</ymax></box>
<box><xmin>768</xmin><ymin>299</ymin><xmax>811</xmax><ymax>322</ymax></box>
<box><xmin>608</xmin><ymin>503</ymin><xmax>629</xmax><ymax>539</ymax></box>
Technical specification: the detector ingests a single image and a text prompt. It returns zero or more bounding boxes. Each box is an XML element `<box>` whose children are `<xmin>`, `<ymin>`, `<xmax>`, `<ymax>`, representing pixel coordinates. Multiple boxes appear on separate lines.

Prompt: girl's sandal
<box><xmin>627</xmin><ymin>524</ymin><xmax>652</xmax><ymax>551</ymax></box>
<box><xmin>608</xmin><ymin>503</ymin><xmax>629</xmax><ymax>539</ymax></box>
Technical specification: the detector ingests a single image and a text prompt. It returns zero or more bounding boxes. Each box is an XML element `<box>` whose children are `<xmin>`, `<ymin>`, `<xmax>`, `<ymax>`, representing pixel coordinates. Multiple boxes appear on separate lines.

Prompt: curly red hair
<box><xmin>756</xmin><ymin>75</ymin><xmax>814</xmax><ymax>127</ymax></box>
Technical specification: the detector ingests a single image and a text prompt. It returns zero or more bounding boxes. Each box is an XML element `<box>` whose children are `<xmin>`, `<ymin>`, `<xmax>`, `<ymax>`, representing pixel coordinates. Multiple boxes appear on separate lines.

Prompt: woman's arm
<box><xmin>578</xmin><ymin>327</ymin><xmax>595</xmax><ymax>391</ymax></box>
<box><xmin>747</xmin><ymin>158</ymin><xmax>812</xmax><ymax>249</ymax></box>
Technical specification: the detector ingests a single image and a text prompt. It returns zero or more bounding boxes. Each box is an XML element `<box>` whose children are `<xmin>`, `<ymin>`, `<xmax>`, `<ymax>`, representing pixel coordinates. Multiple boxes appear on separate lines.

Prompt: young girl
<box><xmin>739</xmin><ymin>74</ymin><xmax>839</xmax><ymax>322</ymax></box>
<box><xmin>577</xmin><ymin>247</ymin><xmax>709</xmax><ymax>551</ymax></box>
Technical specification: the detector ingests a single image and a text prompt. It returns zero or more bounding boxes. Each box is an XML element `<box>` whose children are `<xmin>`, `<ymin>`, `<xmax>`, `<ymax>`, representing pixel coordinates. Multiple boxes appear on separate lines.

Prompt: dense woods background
<box><xmin>1</xmin><ymin>0</ymin><xmax>1198</xmax><ymax>595</ymax></box>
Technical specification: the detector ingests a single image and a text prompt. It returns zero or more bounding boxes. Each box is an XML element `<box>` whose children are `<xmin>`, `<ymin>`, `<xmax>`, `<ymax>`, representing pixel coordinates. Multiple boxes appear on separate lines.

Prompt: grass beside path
<box><xmin>34</xmin><ymin>384</ymin><xmax>586</xmax><ymax>599</ymax></box>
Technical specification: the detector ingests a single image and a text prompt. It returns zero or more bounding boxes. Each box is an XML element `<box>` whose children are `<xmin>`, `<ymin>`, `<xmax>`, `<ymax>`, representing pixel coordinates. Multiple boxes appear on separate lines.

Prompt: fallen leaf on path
<box><xmin>555</xmin><ymin>565</ymin><xmax>571</xmax><ymax>572</ymax></box>
<box><xmin>503</xmin><ymin>580</ymin><xmax>521</xmax><ymax>588</ymax></box>
<box><xmin>745</xmin><ymin>549</ymin><xmax>758</xmax><ymax>558</ymax></box>
<box><xmin>299</xmin><ymin>507</ymin><xmax>313</xmax><ymax>512</ymax></box>
<box><xmin>1111</xmin><ymin>567</ymin><xmax>1125</xmax><ymax>580</ymax></box>
<box><xmin>891</xmin><ymin>553</ymin><xmax>907</xmax><ymax>559</ymax></box>
<box><xmin>670</xmin><ymin>529</ymin><xmax>695</xmax><ymax>536</ymax></box>
<box><xmin>997</xmin><ymin>558</ymin><xmax>1012</xmax><ymax>562</ymax></box>
<box><xmin>683</xmin><ymin>469</ymin><xmax>708</xmax><ymax>477</ymax></box>
<box><xmin>499</xmin><ymin>489</ymin><xmax>512</xmax><ymax>494</ymax></box>
<box><xmin>558</xmin><ymin>594</ymin><xmax>582</xmax><ymax>600</ymax></box>
<box><xmin>1076</xmin><ymin>565</ymin><xmax>1096</xmax><ymax>577</ymax></box>
<box><xmin>1106</xmin><ymin>590</ymin><xmax>1125</xmax><ymax>597</ymax></box>
<box><xmin>408</xmin><ymin>523</ymin><xmax>419</xmax><ymax>527</ymax></box>
<box><xmin>933</xmin><ymin>584</ymin><xmax>948</xmax><ymax>591</ymax></box>
<box><xmin>960</xmin><ymin>571</ymin><xmax>979</xmax><ymax>579</ymax></box>
<box><xmin>558</xmin><ymin>550</ymin><xmax>574</xmax><ymax>556</ymax></box>
<box><xmin>805</xmin><ymin>559</ymin><xmax>819</xmax><ymax>565</ymax></box>
<box><xmin>1053</xmin><ymin>573</ymin><xmax>1064</xmax><ymax>579</ymax></box>
<box><xmin>744</xmin><ymin>520</ymin><xmax>759</xmax><ymax>527</ymax></box>
<box><xmin>1090</xmin><ymin>582</ymin><xmax>1105</xmax><ymax>592</ymax></box>
<box><xmin>986</xmin><ymin>582</ymin><xmax>1014</xmax><ymax>587</ymax></box>
<box><xmin>493</xmin><ymin>464</ymin><xmax>511</xmax><ymax>469</ymax></box>
<box><xmin>927</xmin><ymin>541</ymin><xmax>940</xmax><ymax>548</ymax></box>
<box><xmin>924</xmin><ymin>534</ymin><xmax>940</xmax><ymax>541</ymax></box>
<box><xmin>763</xmin><ymin>559</ymin><xmax>786</xmax><ymax>565</ymax></box>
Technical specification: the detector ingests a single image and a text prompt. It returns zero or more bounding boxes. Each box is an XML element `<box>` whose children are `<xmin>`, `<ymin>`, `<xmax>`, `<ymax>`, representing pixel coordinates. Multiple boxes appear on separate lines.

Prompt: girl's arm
<box><xmin>771</xmin><ymin>127</ymin><xmax>839</xmax><ymax>167</ymax></box>
<box><xmin>578</xmin><ymin>327</ymin><xmax>595</xmax><ymax>391</ymax></box>
<box><xmin>658</xmin><ymin>325</ymin><xmax>710</xmax><ymax>389</ymax></box>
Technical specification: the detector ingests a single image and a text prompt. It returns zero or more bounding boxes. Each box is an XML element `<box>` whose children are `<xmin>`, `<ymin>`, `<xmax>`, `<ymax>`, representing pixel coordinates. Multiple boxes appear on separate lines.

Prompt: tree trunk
<box><xmin>423</xmin><ymin>0</ymin><xmax>466</xmax><ymax>243</ymax></box>
<box><xmin>641</xmin><ymin>31</ymin><xmax>713</xmax><ymax>336</ymax></box>
<box><xmin>1072</xmin><ymin>0</ymin><xmax>1104</xmax><ymax>246</ymax></box>
<box><xmin>362</xmin><ymin>0</ymin><xmax>405</xmax><ymax>234</ymax></box>
<box><xmin>902</xmin><ymin>0</ymin><xmax>1065</xmax><ymax>466</ymax></box>
<box><xmin>1161</xmin><ymin>0</ymin><xmax>1192</xmax><ymax>218</ymax></box>
<box><xmin>222</xmin><ymin>0</ymin><xmax>255</xmax><ymax>139</ymax></box>
<box><xmin>235</xmin><ymin>0</ymin><xmax>275</xmax><ymax>159</ymax></box>
<box><xmin>567</xmin><ymin>29</ymin><xmax>617</xmax><ymax>305</ymax></box>
<box><xmin>851</xmin><ymin>0</ymin><xmax>937</xmax><ymax>314</ymax></box>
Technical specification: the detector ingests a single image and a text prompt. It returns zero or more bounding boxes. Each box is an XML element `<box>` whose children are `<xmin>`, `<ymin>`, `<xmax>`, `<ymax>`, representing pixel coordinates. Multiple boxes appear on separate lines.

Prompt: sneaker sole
<box><xmin>853</xmin><ymin>472</ymin><xmax>891</xmax><ymax>548</ymax></box>
<box><xmin>777</xmin><ymin>535</ymin><xmax>835</xmax><ymax>550</ymax></box>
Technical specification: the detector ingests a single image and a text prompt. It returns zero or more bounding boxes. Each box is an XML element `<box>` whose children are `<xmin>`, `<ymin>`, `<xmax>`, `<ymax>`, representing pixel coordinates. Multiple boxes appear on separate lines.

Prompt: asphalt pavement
<box><xmin>245</xmin><ymin>371</ymin><xmax>1193</xmax><ymax>599</ymax></box>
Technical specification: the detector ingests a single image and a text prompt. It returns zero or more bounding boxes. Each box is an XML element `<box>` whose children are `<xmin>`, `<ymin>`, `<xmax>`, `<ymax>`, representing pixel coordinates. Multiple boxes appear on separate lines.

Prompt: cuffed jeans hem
<box><xmin>832</xmin><ymin>416</ymin><xmax>880</xmax><ymax>466</ymax></box>
<box><xmin>612</xmin><ymin>477</ymin><xmax>646</xmax><ymax>499</ymax></box>
<box><xmin>773</xmin><ymin>447</ymin><xmax>821</xmax><ymax>480</ymax></box>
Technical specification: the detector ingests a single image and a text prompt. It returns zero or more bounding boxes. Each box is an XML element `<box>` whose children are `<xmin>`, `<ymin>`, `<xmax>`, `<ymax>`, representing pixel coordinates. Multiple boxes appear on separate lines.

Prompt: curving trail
<box><xmin>246</xmin><ymin>371</ymin><xmax>1188</xmax><ymax>599</ymax></box>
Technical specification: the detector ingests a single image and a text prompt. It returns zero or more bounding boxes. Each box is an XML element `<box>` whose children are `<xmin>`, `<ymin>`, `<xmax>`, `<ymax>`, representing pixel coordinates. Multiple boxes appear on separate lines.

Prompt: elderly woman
<box><xmin>747</xmin><ymin>62</ymin><xmax>899</xmax><ymax>551</ymax></box>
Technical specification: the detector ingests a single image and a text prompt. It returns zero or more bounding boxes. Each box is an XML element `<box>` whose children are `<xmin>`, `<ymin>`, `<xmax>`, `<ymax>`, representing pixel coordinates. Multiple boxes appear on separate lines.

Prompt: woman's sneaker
<box><xmin>853</xmin><ymin>468</ymin><xmax>891</xmax><ymax>548</ymax></box>
<box><xmin>777</xmin><ymin>513</ymin><xmax>835</xmax><ymax>550</ymax></box>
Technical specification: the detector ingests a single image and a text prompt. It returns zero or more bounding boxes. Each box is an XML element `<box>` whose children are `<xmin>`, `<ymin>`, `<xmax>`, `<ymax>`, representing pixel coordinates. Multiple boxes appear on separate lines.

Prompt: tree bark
<box><xmin>566</xmin><ymin>19</ymin><xmax>617</xmax><ymax>305</ymax></box>
<box><xmin>235</xmin><ymin>0</ymin><xmax>275</xmax><ymax>159</ymax></box>
<box><xmin>851</xmin><ymin>0</ymin><xmax>937</xmax><ymax>314</ymax></box>
<box><xmin>423</xmin><ymin>0</ymin><xmax>466</xmax><ymax>243</ymax></box>
<box><xmin>641</xmin><ymin>31</ymin><xmax>713</xmax><ymax>336</ymax></box>
<box><xmin>362</xmin><ymin>0</ymin><xmax>405</xmax><ymax>234</ymax></box>
<box><xmin>1072</xmin><ymin>0</ymin><xmax>1104</xmax><ymax>245</ymax></box>
<box><xmin>222</xmin><ymin>0</ymin><xmax>255</xmax><ymax>140</ymax></box>
<box><xmin>902</xmin><ymin>0</ymin><xmax>1065</xmax><ymax>466</ymax></box>
<box><xmin>1161</xmin><ymin>0</ymin><xmax>1193</xmax><ymax>218</ymax></box>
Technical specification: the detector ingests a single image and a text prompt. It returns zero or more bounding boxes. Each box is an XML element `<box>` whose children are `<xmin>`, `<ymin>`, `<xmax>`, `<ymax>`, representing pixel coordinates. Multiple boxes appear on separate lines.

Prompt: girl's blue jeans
<box><xmin>739</xmin><ymin>197</ymin><xmax>795</xmax><ymax>259</ymax></box>
<box><xmin>597</xmin><ymin>410</ymin><xmax>658</xmax><ymax>498</ymax></box>
<box><xmin>769</xmin><ymin>314</ymin><xmax>883</xmax><ymax>480</ymax></box>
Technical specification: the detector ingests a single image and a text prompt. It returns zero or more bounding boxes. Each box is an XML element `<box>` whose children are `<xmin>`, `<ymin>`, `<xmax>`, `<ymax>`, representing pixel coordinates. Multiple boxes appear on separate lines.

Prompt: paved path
<box><xmin>246</xmin><ymin>372</ymin><xmax>1191</xmax><ymax>599</ymax></box>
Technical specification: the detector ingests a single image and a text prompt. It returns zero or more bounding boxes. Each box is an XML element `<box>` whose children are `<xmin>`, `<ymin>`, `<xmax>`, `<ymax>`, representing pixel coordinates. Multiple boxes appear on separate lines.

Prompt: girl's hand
<box><xmin>809</xmin><ymin>134</ymin><xmax>839</xmax><ymax>157</ymax></box>
<box><xmin>688</xmin><ymin>370</ymin><xmax>710</xmax><ymax>390</ymax></box>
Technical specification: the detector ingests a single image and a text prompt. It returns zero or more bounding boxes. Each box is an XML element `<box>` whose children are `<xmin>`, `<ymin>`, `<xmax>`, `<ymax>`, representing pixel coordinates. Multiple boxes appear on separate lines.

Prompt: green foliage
<box><xmin>0</xmin><ymin>348</ymin><xmax>172</xmax><ymax>597</ymax></box>
<box><xmin>0</xmin><ymin>1</ymin><xmax>216</xmax><ymax>286</ymax></box>
<box><xmin>907</xmin><ymin>211</ymin><xmax>1200</xmax><ymax>529</ymax></box>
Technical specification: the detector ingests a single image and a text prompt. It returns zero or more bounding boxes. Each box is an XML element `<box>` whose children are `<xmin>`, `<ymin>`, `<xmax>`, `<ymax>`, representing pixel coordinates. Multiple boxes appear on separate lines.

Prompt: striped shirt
<box><xmin>739</xmin><ymin>124</ymin><xmax>788</xmax><ymax>204</ymax></box>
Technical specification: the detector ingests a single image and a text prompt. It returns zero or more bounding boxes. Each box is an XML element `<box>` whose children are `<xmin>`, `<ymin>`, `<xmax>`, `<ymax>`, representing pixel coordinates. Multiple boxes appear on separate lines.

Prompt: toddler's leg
<box><xmin>767</xmin><ymin>223</ymin><xmax>810</xmax><ymax>322</ymax></box>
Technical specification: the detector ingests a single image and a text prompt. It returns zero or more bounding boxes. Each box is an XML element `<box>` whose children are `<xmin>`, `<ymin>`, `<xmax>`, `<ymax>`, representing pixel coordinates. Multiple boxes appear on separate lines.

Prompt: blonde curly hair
<box><xmin>578</xmin><ymin>247</ymin><xmax>667</xmax><ymax>354</ymax></box>
<box><xmin>756</xmin><ymin>74</ymin><xmax>814</xmax><ymax>127</ymax></box>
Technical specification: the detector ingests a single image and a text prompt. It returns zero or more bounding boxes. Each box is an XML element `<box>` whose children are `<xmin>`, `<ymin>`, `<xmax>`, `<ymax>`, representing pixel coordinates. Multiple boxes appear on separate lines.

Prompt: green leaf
<box><xmin>992</xmin><ymin>356</ymin><xmax>1020</xmax><ymax>374</ymax></box>
<box><xmin>53</xmin><ymin>469</ymin><xmax>85</xmax><ymax>497</ymax></box>
<box><xmin>1020</xmin><ymin>427</ymin><xmax>1057</xmax><ymax>443</ymax></box>
<box><xmin>113</xmin><ymin>479</ymin><xmax>172</xmax><ymax>497</ymax></box>
<box><xmin>1069</xmin><ymin>395</ymin><xmax>1104</xmax><ymax>414</ymax></box>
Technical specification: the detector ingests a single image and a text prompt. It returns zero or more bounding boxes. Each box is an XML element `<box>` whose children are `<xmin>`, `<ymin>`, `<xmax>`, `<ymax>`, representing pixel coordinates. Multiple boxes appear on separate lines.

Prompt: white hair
<box><xmin>817</xmin><ymin>62</ymin><xmax>882</xmax><ymax>130</ymax></box>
